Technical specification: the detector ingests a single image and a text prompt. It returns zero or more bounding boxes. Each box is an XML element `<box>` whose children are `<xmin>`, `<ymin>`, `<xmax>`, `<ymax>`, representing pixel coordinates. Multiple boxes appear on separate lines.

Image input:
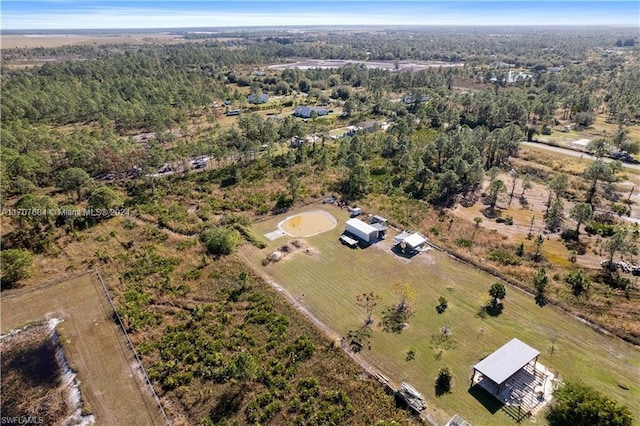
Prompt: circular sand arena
<box><xmin>278</xmin><ymin>210</ymin><xmax>337</xmax><ymax>237</ymax></box>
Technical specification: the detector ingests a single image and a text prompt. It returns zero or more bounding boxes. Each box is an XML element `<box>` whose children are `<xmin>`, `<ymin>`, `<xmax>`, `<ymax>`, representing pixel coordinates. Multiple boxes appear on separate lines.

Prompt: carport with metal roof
<box><xmin>471</xmin><ymin>338</ymin><xmax>540</xmax><ymax>394</ymax></box>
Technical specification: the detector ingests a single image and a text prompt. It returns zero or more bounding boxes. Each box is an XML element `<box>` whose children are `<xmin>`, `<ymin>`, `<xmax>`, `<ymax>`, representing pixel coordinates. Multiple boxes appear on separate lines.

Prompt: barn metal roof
<box><xmin>345</xmin><ymin>218</ymin><xmax>378</xmax><ymax>234</ymax></box>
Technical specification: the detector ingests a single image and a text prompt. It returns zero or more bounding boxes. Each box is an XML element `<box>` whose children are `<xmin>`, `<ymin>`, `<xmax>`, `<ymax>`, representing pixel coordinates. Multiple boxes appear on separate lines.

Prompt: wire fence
<box><xmin>94</xmin><ymin>269</ymin><xmax>171</xmax><ymax>426</ymax></box>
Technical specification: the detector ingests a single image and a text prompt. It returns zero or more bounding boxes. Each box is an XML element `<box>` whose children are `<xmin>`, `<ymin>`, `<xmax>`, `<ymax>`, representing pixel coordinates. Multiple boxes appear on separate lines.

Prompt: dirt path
<box><xmin>522</xmin><ymin>141</ymin><xmax>640</xmax><ymax>172</ymax></box>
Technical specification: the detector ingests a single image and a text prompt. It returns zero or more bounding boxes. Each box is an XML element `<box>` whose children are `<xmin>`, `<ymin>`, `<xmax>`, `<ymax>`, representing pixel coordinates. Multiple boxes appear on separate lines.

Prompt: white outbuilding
<box><xmin>345</xmin><ymin>218</ymin><xmax>379</xmax><ymax>243</ymax></box>
<box><xmin>394</xmin><ymin>232</ymin><xmax>428</xmax><ymax>252</ymax></box>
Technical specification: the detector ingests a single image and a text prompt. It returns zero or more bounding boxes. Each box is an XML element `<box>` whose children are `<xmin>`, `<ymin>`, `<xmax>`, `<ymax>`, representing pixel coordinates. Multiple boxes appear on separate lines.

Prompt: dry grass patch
<box><xmin>1</xmin><ymin>273</ymin><xmax>166</xmax><ymax>426</ymax></box>
<box><xmin>0</xmin><ymin>34</ymin><xmax>185</xmax><ymax>50</ymax></box>
<box><xmin>1</xmin><ymin>322</ymin><xmax>72</xmax><ymax>424</ymax></box>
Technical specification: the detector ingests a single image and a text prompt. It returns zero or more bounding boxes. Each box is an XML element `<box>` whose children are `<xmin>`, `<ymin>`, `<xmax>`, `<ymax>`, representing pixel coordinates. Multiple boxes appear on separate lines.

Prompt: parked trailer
<box><xmin>348</xmin><ymin>206</ymin><xmax>362</xmax><ymax>217</ymax></box>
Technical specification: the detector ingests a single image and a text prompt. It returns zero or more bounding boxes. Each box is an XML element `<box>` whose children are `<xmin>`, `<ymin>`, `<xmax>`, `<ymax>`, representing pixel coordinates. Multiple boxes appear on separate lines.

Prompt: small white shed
<box><xmin>394</xmin><ymin>232</ymin><xmax>427</xmax><ymax>252</ymax></box>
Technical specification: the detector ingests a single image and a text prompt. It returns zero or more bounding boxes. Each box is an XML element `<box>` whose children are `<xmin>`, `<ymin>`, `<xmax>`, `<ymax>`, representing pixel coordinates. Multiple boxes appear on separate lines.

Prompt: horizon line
<box><xmin>4</xmin><ymin>23</ymin><xmax>638</xmax><ymax>32</ymax></box>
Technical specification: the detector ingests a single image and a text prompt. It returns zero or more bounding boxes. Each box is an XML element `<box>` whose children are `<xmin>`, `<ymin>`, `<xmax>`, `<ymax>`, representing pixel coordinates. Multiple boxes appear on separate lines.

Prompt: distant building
<box><xmin>402</xmin><ymin>93</ymin><xmax>430</xmax><ymax>104</ymax></box>
<box><xmin>293</xmin><ymin>106</ymin><xmax>329</xmax><ymax>118</ymax></box>
<box><xmin>507</xmin><ymin>71</ymin><xmax>533</xmax><ymax>83</ymax></box>
<box><xmin>371</xmin><ymin>215</ymin><xmax>388</xmax><ymax>225</ymax></box>
<box><xmin>489</xmin><ymin>61</ymin><xmax>510</xmax><ymax>69</ymax></box>
<box><xmin>346</xmin><ymin>121</ymin><xmax>380</xmax><ymax>136</ymax></box>
<box><xmin>247</xmin><ymin>93</ymin><xmax>269</xmax><ymax>104</ymax></box>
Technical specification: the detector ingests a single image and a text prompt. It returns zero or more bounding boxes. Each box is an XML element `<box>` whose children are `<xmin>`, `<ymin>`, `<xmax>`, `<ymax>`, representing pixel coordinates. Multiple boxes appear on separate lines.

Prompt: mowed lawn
<box><xmin>1</xmin><ymin>273</ymin><xmax>165</xmax><ymax>426</ymax></box>
<box><xmin>242</xmin><ymin>205</ymin><xmax>640</xmax><ymax>425</ymax></box>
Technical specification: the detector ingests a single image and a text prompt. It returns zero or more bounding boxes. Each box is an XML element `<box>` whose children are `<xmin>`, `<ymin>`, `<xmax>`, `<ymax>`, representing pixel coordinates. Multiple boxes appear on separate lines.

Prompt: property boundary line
<box><xmin>0</xmin><ymin>270</ymin><xmax>94</xmax><ymax>300</ymax></box>
<box><xmin>94</xmin><ymin>269</ymin><xmax>171</xmax><ymax>426</ymax></box>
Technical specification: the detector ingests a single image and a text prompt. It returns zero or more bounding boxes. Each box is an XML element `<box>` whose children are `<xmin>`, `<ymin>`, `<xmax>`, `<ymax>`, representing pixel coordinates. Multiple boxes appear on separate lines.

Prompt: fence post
<box><xmin>94</xmin><ymin>269</ymin><xmax>171</xmax><ymax>426</ymax></box>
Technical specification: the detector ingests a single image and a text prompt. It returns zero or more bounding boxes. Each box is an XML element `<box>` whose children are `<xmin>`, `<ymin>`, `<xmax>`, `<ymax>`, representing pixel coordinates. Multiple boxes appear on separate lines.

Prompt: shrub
<box><xmin>488</xmin><ymin>248</ymin><xmax>521</xmax><ymax>266</ymax></box>
<box><xmin>435</xmin><ymin>296</ymin><xmax>448</xmax><ymax>314</ymax></box>
<box><xmin>565</xmin><ymin>269</ymin><xmax>591</xmax><ymax>297</ymax></box>
<box><xmin>284</xmin><ymin>336</ymin><xmax>315</xmax><ymax>364</ymax></box>
<box><xmin>182</xmin><ymin>268</ymin><xmax>202</xmax><ymax>281</ymax></box>
<box><xmin>564</xmin><ymin>240</ymin><xmax>587</xmax><ymax>255</ymax></box>
<box><xmin>144</xmin><ymin>225</ymin><xmax>169</xmax><ymax>242</ymax></box>
<box><xmin>0</xmin><ymin>249</ymin><xmax>34</xmax><ymax>290</ymax></box>
<box><xmin>496</xmin><ymin>215</ymin><xmax>513</xmax><ymax>225</ymax></box>
<box><xmin>585</xmin><ymin>221</ymin><xmax>616</xmax><ymax>237</ymax></box>
<box><xmin>435</xmin><ymin>366</ymin><xmax>452</xmax><ymax>395</ymax></box>
<box><xmin>275</xmin><ymin>193</ymin><xmax>293</xmax><ymax>210</ymax></box>
<box><xmin>561</xmin><ymin>229</ymin><xmax>579</xmax><ymax>241</ymax></box>
<box><xmin>405</xmin><ymin>349</ymin><xmax>416</xmax><ymax>361</ymax></box>
<box><xmin>456</xmin><ymin>238</ymin><xmax>472</xmax><ymax>248</ymax></box>
<box><xmin>219</xmin><ymin>213</ymin><xmax>250</xmax><ymax>227</ymax></box>
<box><xmin>611</xmin><ymin>204</ymin><xmax>630</xmax><ymax>217</ymax></box>
<box><xmin>200</xmin><ymin>227</ymin><xmax>241</xmax><ymax>256</ymax></box>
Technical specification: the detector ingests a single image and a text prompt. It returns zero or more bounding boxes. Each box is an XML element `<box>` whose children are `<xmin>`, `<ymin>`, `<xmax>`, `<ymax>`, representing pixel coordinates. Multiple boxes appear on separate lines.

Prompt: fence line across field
<box><xmin>95</xmin><ymin>269</ymin><xmax>171</xmax><ymax>426</ymax></box>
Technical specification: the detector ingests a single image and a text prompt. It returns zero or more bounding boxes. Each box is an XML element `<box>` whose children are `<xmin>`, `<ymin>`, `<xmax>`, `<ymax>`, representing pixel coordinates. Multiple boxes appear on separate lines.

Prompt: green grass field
<box><xmin>241</xmin><ymin>205</ymin><xmax>640</xmax><ymax>425</ymax></box>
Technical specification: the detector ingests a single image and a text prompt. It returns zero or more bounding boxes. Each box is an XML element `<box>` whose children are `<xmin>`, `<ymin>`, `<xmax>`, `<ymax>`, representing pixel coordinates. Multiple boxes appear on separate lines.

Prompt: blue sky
<box><xmin>2</xmin><ymin>1</ymin><xmax>639</xmax><ymax>30</ymax></box>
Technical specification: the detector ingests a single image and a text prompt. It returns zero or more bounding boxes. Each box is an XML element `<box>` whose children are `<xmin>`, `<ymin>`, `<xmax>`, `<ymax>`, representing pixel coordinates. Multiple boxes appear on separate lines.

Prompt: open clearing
<box><xmin>268</xmin><ymin>58</ymin><xmax>465</xmax><ymax>71</ymax></box>
<box><xmin>0</xmin><ymin>273</ymin><xmax>165</xmax><ymax>426</ymax></box>
<box><xmin>0</xmin><ymin>34</ymin><xmax>184</xmax><ymax>49</ymax></box>
<box><xmin>240</xmin><ymin>204</ymin><xmax>640</xmax><ymax>425</ymax></box>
